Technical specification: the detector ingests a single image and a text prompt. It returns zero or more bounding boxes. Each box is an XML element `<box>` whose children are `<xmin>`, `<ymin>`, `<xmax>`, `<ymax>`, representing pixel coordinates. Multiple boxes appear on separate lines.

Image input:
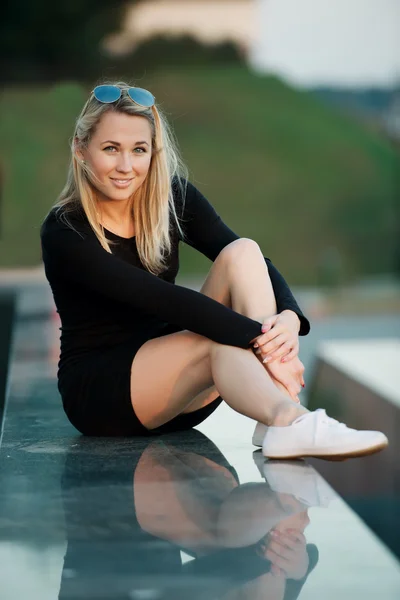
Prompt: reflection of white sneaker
<box><xmin>253</xmin><ymin>452</ymin><xmax>335</xmax><ymax>507</ymax></box>
<box><xmin>252</xmin><ymin>421</ymin><xmax>268</xmax><ymax>447</ymax></box>
<box><xmin>262</xmin><ymin>409</ymin><xmax>388</xmax><ymax>460</ymax></box>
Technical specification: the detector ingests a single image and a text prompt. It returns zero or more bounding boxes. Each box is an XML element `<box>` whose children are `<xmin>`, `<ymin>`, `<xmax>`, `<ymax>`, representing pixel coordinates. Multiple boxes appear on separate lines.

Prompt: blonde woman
<box><xmin>40</xmin><ymin>82</ymin><xmax>388</xmax><ymax>459</ymax></box>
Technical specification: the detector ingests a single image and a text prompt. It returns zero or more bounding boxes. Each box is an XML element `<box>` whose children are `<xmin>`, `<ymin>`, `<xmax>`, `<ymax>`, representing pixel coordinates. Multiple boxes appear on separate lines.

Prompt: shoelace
<box><xmin>315</xmin><ymin>409</ymin><xmax>348</xmax><ymax>430</ymax></box>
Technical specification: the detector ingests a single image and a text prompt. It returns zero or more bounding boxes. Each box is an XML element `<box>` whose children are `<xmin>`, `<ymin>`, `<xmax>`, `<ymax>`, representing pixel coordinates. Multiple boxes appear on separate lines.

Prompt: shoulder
<box><xmin>40</xmin><ymin>204</ymin><xmax>92</xmax><ymax>247</ymax></box>
<box><xmin>171</xmin><ymin>176</ymin><xmax>202</xmax><ymax>213</ymax></box>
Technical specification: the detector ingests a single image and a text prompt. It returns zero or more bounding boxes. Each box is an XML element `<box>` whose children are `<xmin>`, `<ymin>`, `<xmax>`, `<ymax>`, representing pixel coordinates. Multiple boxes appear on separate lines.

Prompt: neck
<box><xmin>97</xmin><ymin>197</ymin><xmax>134</xmax><ymax>226</ymax></box>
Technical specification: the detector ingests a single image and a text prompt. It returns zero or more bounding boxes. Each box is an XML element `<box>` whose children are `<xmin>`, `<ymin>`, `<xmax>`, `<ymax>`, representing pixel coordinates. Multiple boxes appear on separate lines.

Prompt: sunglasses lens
<box><xmin>128</xmin><ymin>87</ymin><xmax>155</xmax><ymax>107</ymax></box>
<box><xmin>93</xmin><ymin>85</ymin><xmax>121</xmax><ymax>103</ymax></box>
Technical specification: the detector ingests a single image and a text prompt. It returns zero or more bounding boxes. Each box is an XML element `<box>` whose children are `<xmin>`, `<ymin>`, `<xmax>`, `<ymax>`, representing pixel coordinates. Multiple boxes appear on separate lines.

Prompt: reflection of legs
<box><xmin>131</xmin><ymin>239</ymin><xmax>307</xmax><ymax>430</ymax></box>
<box><xmin>182</xmin><ymin>238</ymin><xmax>295</xmax><ymax>414</ymax></box>
<box><xmin>134</xmin><ymin>439</ymin><xmax>296</xmax><ymax>551</ymax></box>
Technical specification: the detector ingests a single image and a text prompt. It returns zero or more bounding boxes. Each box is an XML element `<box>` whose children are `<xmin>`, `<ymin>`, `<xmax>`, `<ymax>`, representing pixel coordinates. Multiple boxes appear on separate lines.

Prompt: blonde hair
<box><xmin>50</xmin><ymin>80</ymin><xmax>189</xmax><ymax>275</ymax></box>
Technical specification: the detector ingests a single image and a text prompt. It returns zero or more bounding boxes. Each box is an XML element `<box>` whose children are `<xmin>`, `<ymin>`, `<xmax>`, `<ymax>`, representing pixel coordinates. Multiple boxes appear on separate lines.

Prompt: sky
<box><xmin>106</xmin><ymin>0</ymin><xmax>400</xmax><ymax>88</ymax></box>
<box><xmin>251</xmin><ymin>0</ymin><xmax>400</xmax><ymax>87</ymax></box>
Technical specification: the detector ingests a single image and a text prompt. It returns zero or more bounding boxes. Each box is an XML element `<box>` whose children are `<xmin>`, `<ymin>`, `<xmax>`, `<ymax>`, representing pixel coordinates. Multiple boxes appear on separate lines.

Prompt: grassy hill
<box><xmin>1</xmin><ymin>66</ymin><xmax>398</xmax><ymax>284</ymax></box>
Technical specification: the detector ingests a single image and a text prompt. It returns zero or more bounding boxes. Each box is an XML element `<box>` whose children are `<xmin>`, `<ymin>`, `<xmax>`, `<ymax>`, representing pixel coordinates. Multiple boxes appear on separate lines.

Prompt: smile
<box><xmin>110</xmin><ymin>178</ymin><xmax>134</xmax><ymax>187</ymax></box>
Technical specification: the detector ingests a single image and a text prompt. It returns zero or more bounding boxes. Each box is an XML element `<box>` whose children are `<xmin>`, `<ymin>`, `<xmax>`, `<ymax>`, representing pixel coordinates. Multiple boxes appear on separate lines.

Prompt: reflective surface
<box><xmin>1</xmin><ymin>308</ymin><xmax>399</xmax><ymax>599</ymax></box>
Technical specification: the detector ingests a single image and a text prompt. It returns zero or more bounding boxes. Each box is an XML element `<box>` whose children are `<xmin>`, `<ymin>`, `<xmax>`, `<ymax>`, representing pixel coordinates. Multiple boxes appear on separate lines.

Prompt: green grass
<box><xmin>1</xmin><ymin>66</ymin><xmax>398</xmax><ymax>283</ymax></box>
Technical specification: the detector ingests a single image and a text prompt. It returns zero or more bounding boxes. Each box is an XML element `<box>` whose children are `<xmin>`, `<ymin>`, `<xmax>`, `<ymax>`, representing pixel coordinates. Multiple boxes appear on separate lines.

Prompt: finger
<box><xmin>254</xmin><ymin>324</ymin><xmax>285</xmax><ymax>347</ymax></box>
<box><xmin>286</xmin><ymin>529</ymin><xmax>307</xmax><ymax>544</ymax></box>
<box><xmin>270</xmin><ymin>564</ymin><xmax>284</xmax><ymax>577</ymax></box>
<box><xmin>261</xmin><ymin>315</ymin><xmax>279</xmax><ymax>333</ymax></box>
<box><xmin>286</xmin><ymin>382</ymin><xmax>301</xmax><ymax>402</ymax></box>
<box><xmin>263</xmin><ymin>334</ymin><xmax>298</xmax><ymax>356</ymax></box>
<box><xmin>268</xmin><ymin>539</ymin><xmax>296</xmax><ymax>556</ymax></box>
<box><xmin>263</xmin><ymin>341</ymin><xmax>294</xmax><ymax>363</ymax></box>
<box><xmin>254</xmin><ymin>323</ymin><xmax>286</xmax><ymax>344</ymax></box>
<box><xmin>274</xmin><ymin>531</ymin><xmax>300</xmax><ymax>548</ymax></box>
<box><xmin>266</xmin><ymin>548</ymin><xmax>292</xmax><ymax>569</ymax></box>
<box><xmin>280</xmin><ymin>344</ymin><xmax>299</xmax><ymax>363</ymax></box>
<box><xmin>267</xmin><ymin>545</ymin><xmax>291</xmax><ymax>564</ymax></box>
<box><xmin>268</xmin><ymin>373</ymin><xmax>292</xmax><ymax>395</ymax></box>
<box><xmin>258</xmin><ymin>335</ymin><xmax>290</xmax><ymax>360</ymax></box>
<box><xmin>269</xmin><ymin>531</ymin><xmax>297</xmax><ymax>552</ymax></box>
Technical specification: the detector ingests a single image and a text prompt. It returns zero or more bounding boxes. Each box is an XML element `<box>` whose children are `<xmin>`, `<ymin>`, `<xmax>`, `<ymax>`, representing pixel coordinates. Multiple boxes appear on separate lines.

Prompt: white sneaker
<box><xmin>262</xmin><ymin>409</ymin><xmax>388</xmax><ymax>460</ymax></box>
<box><xmin>253</xmin><ymin>452</ymin><xmax>335</xmax><ymax>507</ymax></box>
<box><xmin>252</xmin><ymin>421</ymin><xmax>268</xmax><ymax>447</ymax></box>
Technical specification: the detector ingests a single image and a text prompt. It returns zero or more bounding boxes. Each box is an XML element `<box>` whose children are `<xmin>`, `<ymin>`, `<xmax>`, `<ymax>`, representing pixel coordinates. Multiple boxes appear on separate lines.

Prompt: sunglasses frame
<box><xmin>92</xmin><ymin>85</ymin><xmax>156</xmax><ymax>108</ymax></box>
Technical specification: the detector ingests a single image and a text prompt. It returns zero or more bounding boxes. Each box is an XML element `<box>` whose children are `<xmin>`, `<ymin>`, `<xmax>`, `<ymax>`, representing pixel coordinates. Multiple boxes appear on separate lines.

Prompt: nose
<box><xmin>116</xmin><ymin>152</ymin><xmax>133</xmax><ymax>174</ymax></box>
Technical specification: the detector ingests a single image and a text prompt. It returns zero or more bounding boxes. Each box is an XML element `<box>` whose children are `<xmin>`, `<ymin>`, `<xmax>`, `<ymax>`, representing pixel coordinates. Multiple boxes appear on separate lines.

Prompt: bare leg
<box><xmin>131</xmin><ymin>239</ymin><xmax>308</xmax><ymax>429</ymax></box>
<box><xmin>182</xmin><ymin>238</ymin><xmax>297</xmax><ymax>413</ymax></box>
<box><xmin>201</xmin><ymin>240</ymin><xmax>307</xmax><ymax>424</ymax></box>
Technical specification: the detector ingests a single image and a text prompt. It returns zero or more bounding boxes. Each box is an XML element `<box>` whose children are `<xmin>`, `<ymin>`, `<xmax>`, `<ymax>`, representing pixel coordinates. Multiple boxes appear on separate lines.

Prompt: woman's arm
<box><xmin>176</xmin><ymin>180</ymin><xmax>310</xmax><ymax>336</ymax></box>
<box><xmin>41</xmin><ymin>214</ymin><xmax>263</xmax><ymax>349</ymax></box>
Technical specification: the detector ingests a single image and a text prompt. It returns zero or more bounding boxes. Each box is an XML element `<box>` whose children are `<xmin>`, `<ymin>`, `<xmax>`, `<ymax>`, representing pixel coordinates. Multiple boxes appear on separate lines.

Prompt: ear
<box><xmin>74</xmin><ymin>137</ymin><xmax>84</xmax><ymax>162</ymax></box>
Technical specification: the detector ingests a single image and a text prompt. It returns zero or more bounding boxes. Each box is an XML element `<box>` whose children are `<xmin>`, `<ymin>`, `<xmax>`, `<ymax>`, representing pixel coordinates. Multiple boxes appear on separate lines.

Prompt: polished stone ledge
<box><xmin>1</xmin><ymin>295</ymin><xmax>399</xmax><ymax>599</ymax></box>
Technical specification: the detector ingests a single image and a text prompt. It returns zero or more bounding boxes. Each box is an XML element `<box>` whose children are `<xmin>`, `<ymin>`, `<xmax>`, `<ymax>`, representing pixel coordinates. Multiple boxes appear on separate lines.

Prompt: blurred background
<box><xmin>1</xmin><ymin>0</ymin><xmax>400</xmax><ymax>303</ymax></box>
<box><xmin>1</xmin><ymin>0</ymin><xmax>400</xmax><ymax>320</ymax></box>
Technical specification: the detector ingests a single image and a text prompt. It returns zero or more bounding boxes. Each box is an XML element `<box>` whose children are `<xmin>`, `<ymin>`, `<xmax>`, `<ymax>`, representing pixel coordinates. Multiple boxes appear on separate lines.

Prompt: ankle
<box><xmin>270</xmin><ymin>404</ymin><xmax>309</xmax><ymax>427</ymax></box>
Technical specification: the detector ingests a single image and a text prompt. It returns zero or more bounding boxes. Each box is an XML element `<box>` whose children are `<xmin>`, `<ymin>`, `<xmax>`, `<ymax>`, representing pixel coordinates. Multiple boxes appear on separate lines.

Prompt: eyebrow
<box><xmin>101</xmin><ymin>140</ymin><xmax>149</xmax><ymax>146</ymax></box>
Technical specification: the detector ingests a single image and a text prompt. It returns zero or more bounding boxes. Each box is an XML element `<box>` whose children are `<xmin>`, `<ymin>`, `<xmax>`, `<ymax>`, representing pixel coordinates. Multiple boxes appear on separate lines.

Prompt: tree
<box><xmin>2</xmin><ymin>0</ymin><xmax>134</xmax><ymax>81</ymax></box>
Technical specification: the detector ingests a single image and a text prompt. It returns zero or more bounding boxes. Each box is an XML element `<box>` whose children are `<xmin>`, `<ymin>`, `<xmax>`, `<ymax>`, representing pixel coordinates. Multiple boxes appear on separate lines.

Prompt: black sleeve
<box><xmin>177</xmin><ymin>180</ymin><xmax>311</xmax><ymax>336</ymax></box>
<box><xmin>41</xmin><ymin>217</ymin><xmax>263</xmax><ymax>349</ymax></box>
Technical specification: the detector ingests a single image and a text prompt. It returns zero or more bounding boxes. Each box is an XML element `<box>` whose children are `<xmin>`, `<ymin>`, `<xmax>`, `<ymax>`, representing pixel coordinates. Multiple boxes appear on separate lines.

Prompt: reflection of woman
<box><xmin>59</xmin><ymin>430</ymin><xmax>318</xmax><ymax>600</ymax></box>
<box><xmin>40</xmin><ymin>82</ymin><xmax>387</xmax><ymax>459</ymax></box>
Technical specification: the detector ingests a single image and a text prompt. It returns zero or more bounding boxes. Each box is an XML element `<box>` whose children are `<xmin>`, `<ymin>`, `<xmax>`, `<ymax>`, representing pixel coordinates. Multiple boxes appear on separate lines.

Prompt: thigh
<box><xmin>130</xmin><ymin>330</ymin><xmax>215</xmax><ymax>429</ymax></box>
<box><xmin>130</xmin><ymin>245</ymin><xmax>235</xmax><ymax>430</ymax></box>
<box><xmin>131</xmin><ymin>240</ymin><xmax>242</xmax><ymax>429</ymax></box>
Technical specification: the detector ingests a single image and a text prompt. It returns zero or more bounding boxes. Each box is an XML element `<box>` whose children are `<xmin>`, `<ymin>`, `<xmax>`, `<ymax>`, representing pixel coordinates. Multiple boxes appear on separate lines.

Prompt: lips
<box><xmin>110</xmin><ymin>178</ymin><xmax>133</xmax><ymax>183</ymax></box>
<box><xmin>110</xmin><ymin>178</ymin><xmax>134</xmax><ymax>188</ymax></box>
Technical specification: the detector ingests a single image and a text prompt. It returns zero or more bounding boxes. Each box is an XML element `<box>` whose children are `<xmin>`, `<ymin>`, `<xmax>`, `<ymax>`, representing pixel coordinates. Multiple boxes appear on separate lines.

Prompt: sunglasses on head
<box><xmin>92</xmin><ymin>85</ymin><xmax>155</xmax><ymax>108</ymax></box>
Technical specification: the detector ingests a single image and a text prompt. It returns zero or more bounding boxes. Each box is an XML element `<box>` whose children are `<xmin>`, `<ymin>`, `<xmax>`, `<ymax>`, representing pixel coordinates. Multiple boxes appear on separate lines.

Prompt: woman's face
<box><xmin>80</xmin><ymin>110</ymin><xmax>153</xmax><ymax>204</ymax></box>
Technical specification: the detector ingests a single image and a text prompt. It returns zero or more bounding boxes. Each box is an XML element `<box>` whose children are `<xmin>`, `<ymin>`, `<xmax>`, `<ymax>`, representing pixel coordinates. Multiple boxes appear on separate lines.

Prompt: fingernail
<box><xmin>262</xmin><ymin>326</ymin><xmax>270</xmax><ymax>332</ymax></box>
<box><xmin>281</xmin><ymin>357</ymin><xmax>286</xmax><ymax>363</ymax></box>
<box><xmin>253</xmin><ymin>343</ymin><xmax>258</xmax><ymax>348</ymax></box>
<box><xmin>263</xmin><ymin>356</ymin><xmax>270</xmax><ymax>363</ymax></box>
<box><xmin>302</xmin><ymin>383</ymin><xmax>305</xmax><ymax>388</ymax></box>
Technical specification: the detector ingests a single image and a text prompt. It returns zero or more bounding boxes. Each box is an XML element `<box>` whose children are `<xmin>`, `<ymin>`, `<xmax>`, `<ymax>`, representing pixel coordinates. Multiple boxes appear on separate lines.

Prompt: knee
<box><xmin>219</xmin><ymin>238</ymin><xmax>263</xmax><ymax>269</ymax></box>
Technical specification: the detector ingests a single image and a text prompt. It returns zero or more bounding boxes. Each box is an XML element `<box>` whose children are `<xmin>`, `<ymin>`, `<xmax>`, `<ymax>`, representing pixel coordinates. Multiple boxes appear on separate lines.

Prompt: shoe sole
<box><xmin>252</xmin><ymin>422</ymin><xmax>268</xmax><ymax>447</ymax></box>
<box><xmin>263</xmin><ymin>440</ymin><xmax>388</xmax><ymax>461</ymax></box>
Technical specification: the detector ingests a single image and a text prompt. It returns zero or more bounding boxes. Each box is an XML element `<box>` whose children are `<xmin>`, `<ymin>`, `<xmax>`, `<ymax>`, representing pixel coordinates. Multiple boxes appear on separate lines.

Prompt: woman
<box><xmin>40</xmin><ymin>82</ymin><xmax>388</xmax><ymax>459</ymax></box>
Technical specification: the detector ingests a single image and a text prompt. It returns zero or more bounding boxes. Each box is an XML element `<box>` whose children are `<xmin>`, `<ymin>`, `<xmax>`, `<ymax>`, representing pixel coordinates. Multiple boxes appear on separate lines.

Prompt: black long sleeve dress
<box><xmin>40</xmin><ymin>178</ymin><xmax>310</xmax><ymax>436</ymax></box>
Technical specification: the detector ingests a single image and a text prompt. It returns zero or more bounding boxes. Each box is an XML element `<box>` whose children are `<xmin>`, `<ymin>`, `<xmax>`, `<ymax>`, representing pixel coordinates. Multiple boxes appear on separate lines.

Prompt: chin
<box><xmin>105</xmin><ymin>188</ymin><xmax>135</xmax><ymax>201</ymax></box>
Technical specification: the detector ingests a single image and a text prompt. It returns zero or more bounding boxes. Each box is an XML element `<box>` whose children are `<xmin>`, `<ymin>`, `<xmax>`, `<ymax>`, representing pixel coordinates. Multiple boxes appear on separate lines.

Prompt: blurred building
<box><xmin>104</xmin><ymin>0</ymin><xmax>256</xmax><ymax>57</ymax></box>
<box><xmin>105</xmin><ymin>0</ymin><xmax>400</xmax><ymax>90</ymax></box>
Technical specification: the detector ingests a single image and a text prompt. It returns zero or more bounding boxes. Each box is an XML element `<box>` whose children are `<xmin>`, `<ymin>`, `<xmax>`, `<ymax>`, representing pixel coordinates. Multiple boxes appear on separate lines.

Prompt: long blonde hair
<box><xmin>50</xmin><ymin>80</ymin><xmax>189</xmax><ymax>275</ymax></box>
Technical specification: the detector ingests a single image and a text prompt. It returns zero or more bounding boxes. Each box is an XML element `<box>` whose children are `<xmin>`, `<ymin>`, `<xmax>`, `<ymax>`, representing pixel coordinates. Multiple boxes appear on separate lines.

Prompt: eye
<box><xmin>103</xmin><ymin>146</ymin><xmax>117</xmax><ymax>152</ymax></box>
<box><xmin>134</xmin><ymin>147</ymin><xmax>146</xmax><ymax>153</ymax></box>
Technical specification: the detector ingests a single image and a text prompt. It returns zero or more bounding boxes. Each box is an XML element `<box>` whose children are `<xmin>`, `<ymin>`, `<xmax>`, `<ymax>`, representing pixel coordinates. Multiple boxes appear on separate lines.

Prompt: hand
<box><xmin>264</xmin><ymin>528</ymin><xmax>309</xmax><ymax>580</ymax></box>
<box><xmin>252</xmin><ymin>311</ymin><xmax>300</xmax><ymax>364</ymax></box>
<box><xmin>265</xmin><ymin>356</ymin><xmax>305</xmax><ymax>402</ymax></box>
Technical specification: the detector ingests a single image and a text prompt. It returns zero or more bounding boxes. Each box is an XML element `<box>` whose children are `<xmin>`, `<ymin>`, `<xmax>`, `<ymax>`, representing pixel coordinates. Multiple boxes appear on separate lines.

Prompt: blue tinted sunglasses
<box><xmin>92</xmin><ymin>85</ymin><xmax>155</xmax><ymax>108</ymax></box>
